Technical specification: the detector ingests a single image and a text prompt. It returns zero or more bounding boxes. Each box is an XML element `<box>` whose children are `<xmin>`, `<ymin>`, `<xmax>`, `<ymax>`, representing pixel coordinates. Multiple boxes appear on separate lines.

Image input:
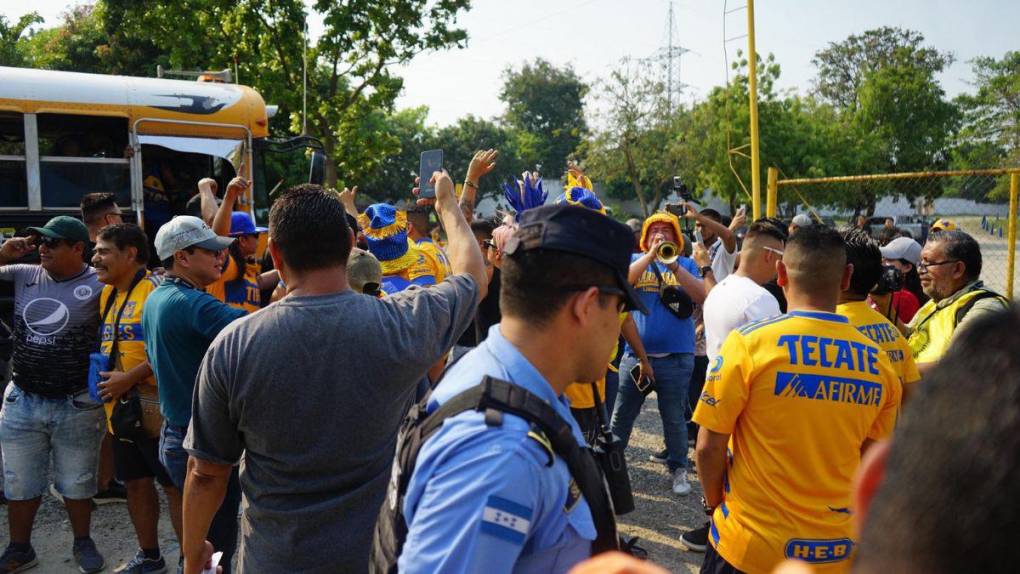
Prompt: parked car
<box><xmin>867</xmin><ymin>215</ymin><xmax>927</xmax><ymax>244</ymax></box>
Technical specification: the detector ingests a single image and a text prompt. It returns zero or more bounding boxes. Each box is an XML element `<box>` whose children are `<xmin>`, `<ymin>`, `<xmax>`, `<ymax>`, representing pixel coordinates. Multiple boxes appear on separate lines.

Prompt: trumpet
<box><xmin>656</xmin><ymin>241</ymin><xmax>680</xmax><ymax>265</ymax></box>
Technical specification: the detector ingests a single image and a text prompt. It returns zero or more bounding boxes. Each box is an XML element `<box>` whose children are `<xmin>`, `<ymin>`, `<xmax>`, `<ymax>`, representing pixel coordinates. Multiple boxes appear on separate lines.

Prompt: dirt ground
<box><xmin>1</xmin><ymin>394</ymin><xmax>703</xmax><ymax>573</ymax></box>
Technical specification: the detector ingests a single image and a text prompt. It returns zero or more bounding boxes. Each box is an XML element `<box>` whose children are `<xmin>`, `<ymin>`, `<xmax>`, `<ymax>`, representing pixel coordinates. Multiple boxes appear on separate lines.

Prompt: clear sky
<box><xmin>5</xmin><ymin>0</ymin><xmax>1018</xmax><ymax>127</ymax></box>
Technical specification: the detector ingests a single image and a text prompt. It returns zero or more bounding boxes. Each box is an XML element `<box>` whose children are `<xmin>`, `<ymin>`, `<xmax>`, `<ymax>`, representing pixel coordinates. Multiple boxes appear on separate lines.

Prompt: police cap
<box><xmin>504</xmin><ymin>204</ymin><xmax>648</xmax><ymax>314</ymax></box>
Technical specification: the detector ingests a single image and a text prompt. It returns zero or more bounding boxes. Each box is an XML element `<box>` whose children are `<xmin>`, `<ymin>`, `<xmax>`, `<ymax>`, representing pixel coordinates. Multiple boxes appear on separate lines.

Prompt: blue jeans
<box><xmin>604</xmin><ymin>368</ymin><xmax>620</xmax><ymax>418</ymax></box>
<box><xmin>160</xmin><ymin>422</ymin><xmax>241</xmax><ymax>574</ymax></box>
<box><xmin>610</xmin><ymin>353</ymin><xmax>694</xmax><ymax>472</ymax></box>
<box><xmin>0</xmin><ymin>383</ymin><xmax>105</xmax><ymax>500</ymax></box>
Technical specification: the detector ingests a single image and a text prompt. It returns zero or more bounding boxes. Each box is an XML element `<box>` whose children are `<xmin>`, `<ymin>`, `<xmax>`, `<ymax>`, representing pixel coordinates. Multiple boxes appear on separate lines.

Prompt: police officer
<box><xmin>375</xmin><ymin>204</ymin><xmax>647</xmax><ymax>574</ymax></box>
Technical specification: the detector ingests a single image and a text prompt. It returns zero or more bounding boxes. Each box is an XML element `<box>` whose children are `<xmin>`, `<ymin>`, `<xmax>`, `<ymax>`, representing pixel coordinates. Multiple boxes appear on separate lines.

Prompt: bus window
<box><xmin>37</xmin><ymin>114</ymin><xmax>130</xmax><ymax>209</ymax></box>
<box><xmin>0</xmin><ymin>112</ymin><xmax>27</xmax><ymax>208</ymax></box>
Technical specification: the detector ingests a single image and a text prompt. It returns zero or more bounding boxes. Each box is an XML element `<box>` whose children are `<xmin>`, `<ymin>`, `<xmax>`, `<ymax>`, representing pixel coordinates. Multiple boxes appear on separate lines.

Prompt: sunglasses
<box><xmin>566</xmin><ymin>285</ymin><xmax>630</xmax><ymax>313</ymax></box>
<box><xmin>36</xmin><ymin>236</ymin><xmax>68</xmax><ymax>249</ymax></box>
<box><xmin>763</xmin><ymin>246</ymin><xmax>784</xmax><ymax>258</ymax></box>
<box><xmin>483</xmin><ymin>240</ymin><xmax>497</xmax><ymax>250</ymax></box>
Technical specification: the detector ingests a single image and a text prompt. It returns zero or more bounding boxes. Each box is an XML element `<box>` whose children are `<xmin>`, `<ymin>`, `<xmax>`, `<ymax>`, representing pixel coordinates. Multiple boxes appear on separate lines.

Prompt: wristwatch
<box><xmin>700</xmin><ymin>266</ymin><xmax>713</xmax><ymax>276</ymax></box>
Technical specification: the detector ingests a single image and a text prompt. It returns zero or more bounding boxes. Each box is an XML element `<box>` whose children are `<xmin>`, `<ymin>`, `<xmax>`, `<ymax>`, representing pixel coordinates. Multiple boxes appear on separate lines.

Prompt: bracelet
<box><xmin>700</xmin><ymin>266</ymin><xmax>713</xmax><ymax>276</ymax></box>
<box><xmin>464</xmin><ymin>180</ymin><xmax>479</xmax><ymax>190</ymax></box>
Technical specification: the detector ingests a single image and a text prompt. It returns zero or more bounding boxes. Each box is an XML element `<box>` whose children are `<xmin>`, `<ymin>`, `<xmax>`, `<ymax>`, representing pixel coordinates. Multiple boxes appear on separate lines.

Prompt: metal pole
<box><xmin>1008</xmin><ymin>172</ymin><xmax>1018</xmax><ymax>299</ymax></box>
<box><xmin>767</xmin><ymin>166</ymin><xmax>778</xmax><ymax>218</ymax></box>
<box><xmin>302</xmin><ymin>19</ymin><xmax>308</xmax><ymax>136</ymax></box>
<box><xmin>746</xmin><ymin>0</ymin><xmax>762</xmax><ymax>220</ymax></box>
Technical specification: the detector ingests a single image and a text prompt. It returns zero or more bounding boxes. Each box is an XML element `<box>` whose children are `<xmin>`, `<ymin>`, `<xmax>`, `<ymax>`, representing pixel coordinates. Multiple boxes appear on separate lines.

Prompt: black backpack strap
<box><xmin>954</xmin><ymin>289</ymin><xmax>1008</xmax><ymax>327</ymax></box>
<box><xmin>371</xmin><ymin>377</ymin><xmax>619</xmax><ymax>574</ymax></box>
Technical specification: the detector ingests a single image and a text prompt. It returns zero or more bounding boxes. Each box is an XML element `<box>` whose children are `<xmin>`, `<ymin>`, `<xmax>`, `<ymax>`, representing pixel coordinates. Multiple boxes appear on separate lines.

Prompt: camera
<box><xmin>872</xmin><ymin>265</ymin><xmax>904</xmax><ymax>295</ymax></box>
<box><xmin>672</xmin><ymin>176</ymin><xmax>693</xmax><ymax>201</ymax></box>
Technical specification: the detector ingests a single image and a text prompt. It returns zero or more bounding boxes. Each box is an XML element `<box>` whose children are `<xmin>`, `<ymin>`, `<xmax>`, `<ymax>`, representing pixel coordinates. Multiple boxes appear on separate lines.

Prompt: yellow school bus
<box><xmin>0</xmin><ymin>65</ymin><xmax>321</xmax><ymax>237</ymax></box>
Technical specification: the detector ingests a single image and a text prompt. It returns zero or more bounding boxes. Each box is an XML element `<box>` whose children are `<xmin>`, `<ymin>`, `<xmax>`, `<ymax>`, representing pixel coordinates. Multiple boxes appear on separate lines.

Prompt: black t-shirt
<box><xmin>475</xmin><ymin>268</ymin><xmax>502</xmax><ymax>343</ymax></box>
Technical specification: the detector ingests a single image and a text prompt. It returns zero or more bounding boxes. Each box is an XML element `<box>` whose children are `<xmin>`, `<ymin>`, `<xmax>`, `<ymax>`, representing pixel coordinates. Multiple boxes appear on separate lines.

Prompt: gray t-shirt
<box><xmin>185</xmin><ymin>274</ymin><xmax>479</xmax><ymax>573</ymax></box>
<box><xmin>0</xmin><ymin>264</ymin><xmax>102</xmax><ymax>396</ymax></box>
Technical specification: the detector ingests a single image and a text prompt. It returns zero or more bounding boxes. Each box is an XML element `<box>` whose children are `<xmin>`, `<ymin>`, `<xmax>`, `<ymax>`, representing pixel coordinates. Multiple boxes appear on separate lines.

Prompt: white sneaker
<box><xmin>672</xmin><ymin>468</ymin><xmax>692</xmax><ymax>496</ymax></box>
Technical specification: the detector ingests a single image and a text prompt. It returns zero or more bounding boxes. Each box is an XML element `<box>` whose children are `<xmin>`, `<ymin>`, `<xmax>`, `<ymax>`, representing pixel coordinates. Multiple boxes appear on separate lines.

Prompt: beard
<box><xmin>923</xmin><ymin>282</ymin><xmax>949</xmax><ymax>301</ymax></box>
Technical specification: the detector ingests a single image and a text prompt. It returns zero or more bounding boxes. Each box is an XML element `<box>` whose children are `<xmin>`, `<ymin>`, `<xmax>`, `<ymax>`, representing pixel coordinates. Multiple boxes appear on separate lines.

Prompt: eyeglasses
<box><xmin>763</xmin><ymin>246</ymin><xmax>784</xmax><ymax>258</ymax></box>
<box><xmin>918</xmin><ymin>259</ymin><xmax>959</xmax><ymax>273</ymax></box>
<box><xmin>566</xmin><ymin>285</ymin><xmax>630</xmax><ymax>313</ymax></box>
<box><xmin>36</xmin><ymin>237</ymin><xmax>68</xmax><ymax>249</ymax></box>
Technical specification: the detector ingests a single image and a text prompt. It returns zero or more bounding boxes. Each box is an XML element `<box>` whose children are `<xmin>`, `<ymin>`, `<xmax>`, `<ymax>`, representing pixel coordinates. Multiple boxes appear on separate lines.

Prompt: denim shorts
<box><xmin>0</xmin><ymin>383</ymin><xmax>106</xmax><ymax>500</ymax></box>
<box><xmin>158</xmin><ymin>421</ymin><xmax>189</xmax><ymax>490</ymax></box>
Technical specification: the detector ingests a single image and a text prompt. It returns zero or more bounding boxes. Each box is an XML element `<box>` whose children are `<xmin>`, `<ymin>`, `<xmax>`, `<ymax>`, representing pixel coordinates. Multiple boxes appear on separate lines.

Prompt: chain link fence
<box><xmin>767</xmin><ymin>168</ymin><xmax>1019</xmax><ymax>299</ymax></box>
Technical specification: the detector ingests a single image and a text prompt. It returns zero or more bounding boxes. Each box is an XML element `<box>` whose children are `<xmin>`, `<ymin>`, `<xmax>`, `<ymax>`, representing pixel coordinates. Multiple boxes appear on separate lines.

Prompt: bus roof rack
<box><xmin>155</xmin><ymin>66</ymin><xmax>233</xmax><ymax>84</ymax></box>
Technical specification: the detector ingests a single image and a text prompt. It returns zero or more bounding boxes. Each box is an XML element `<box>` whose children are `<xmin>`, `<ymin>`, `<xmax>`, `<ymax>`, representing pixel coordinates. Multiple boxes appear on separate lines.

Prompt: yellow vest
<box><xmin>908</xmin><ymin>285</ymin><xmax>1007</xmax><ymax>363</ymax></box>
<box><xmin>564</xmin><ymin>313</ymin><xmax>628</xmax><ymax>409</ymax></box>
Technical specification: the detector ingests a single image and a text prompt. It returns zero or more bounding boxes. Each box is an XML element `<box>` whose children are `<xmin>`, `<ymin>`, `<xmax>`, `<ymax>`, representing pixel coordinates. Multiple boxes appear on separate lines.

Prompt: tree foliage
<box><xmin>0</xmin><ymin>11</ymin><xmax>42</xmax><ymax>67</ymax></box>
<box><xmin>580</xmin><ymin>58</ymin><xmax>679</xmax><ymax>217</ymax></box>
<box><xmin>500</xmin><ymin>58</ymin><xmax>588</xmax><ymax>176</ymax></box>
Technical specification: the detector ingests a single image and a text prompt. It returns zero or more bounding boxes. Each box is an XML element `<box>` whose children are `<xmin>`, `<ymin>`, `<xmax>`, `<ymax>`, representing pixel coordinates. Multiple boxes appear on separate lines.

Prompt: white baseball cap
<box><xmin>154</xmin><ymin>216</ymin><xmax>235</xmax><ymax>261</ymax></box>
<box><xmin>880</xmin><ymin>236</ymin><xmax>922</xmax><ymax>265</ymax></box>
<box><xmin>791</xmin><ymin>213</ymin><xmax>813</xmax><ymax>227</ymax></box>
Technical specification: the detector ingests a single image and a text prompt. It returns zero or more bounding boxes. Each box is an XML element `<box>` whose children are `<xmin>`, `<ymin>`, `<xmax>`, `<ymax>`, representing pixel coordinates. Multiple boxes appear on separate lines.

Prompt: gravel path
<box><xmin>1</xmin><ymin>393</ymin><xmax>704</xmax><ymax>573</ymax></box>
<box><xmin>616</xmin><ymin>394</ymin><xmax>705</xmax><ymax>573</ymax></box>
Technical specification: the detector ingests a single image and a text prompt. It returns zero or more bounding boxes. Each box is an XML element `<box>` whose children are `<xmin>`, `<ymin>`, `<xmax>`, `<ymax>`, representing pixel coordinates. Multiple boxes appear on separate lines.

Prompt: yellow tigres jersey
<box><xmin>99</xmin><ymin>273</ymin><xmax>161</xmax><ymax>430</ymax></box>
<box><xmin>692</xmin><ymin>311</ymin><xmax>901</xmax><ymax>574</ymax></box>
<box><xmin>836</xmin><ymin>301</ymin><xmax>921</xmax><ymax>388</ymax></box>
<box><xmin>414</xmin><ymin>238</ymin><xmax>451</xmax><ymax>283</ymax></box>
<box><xmin>206</xmin><ymin>254</ymin><xmax>262</xmax><ymax>314</ymax></box>
<box><xmin>565</xmin><ymin>313</ymin><xmax>628</xmax><ymax>409</ymax></box>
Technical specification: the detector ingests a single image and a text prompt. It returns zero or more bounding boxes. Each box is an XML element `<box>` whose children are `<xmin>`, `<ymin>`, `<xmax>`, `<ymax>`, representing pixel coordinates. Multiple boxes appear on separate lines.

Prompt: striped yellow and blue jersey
<box><xmin>206</xmin><ymin>254</ymin><xmax>262</xmax><ymax>314</ymax></box>
<box><xmin>99</xmin><ymin>272</ymin><xmax>161</xmax><ymax>429</ymax></box>
<box><xmin>692</xmin><ymin>310</ymin><xmax>901</xmax><ymax>574</ymax></box>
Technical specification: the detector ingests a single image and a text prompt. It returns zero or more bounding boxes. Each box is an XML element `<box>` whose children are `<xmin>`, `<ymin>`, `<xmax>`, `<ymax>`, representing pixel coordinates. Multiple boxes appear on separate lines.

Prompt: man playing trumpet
<box><xmin>610</xmin><ymin>211</ymin><xmax>706</xmax><ymax>496</ymax></box>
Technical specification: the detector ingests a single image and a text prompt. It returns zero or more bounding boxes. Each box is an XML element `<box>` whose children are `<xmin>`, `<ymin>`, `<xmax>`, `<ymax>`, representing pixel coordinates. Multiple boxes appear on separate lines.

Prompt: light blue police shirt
<box><xmin>398</xmin><ymin>325</ymin><xmax>597</xmax><ymax>573</ymax></box>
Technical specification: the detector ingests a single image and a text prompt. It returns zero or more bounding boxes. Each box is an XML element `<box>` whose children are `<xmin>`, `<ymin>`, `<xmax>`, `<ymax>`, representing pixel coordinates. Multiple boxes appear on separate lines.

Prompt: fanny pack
<box><xmin>650</xmin><ymin>263</ymin><xmax>694</xmax><ymax>320</ymax></box>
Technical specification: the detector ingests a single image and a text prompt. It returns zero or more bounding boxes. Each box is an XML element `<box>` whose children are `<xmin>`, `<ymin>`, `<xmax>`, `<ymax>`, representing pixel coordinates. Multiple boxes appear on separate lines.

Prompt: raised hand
<box><xmin>466</xmin><ymin>149</ymin><xmax>498</xmax><ymax>183</ymax></box>
<box><xmin>0</xmin><ymin>236</ymin><xmax>36</xmax><ymax>261</ymax></box>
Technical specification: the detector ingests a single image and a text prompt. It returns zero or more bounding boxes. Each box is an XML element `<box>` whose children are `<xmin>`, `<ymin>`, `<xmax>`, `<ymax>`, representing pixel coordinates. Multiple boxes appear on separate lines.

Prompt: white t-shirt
<box><xmin>707</xmin><ymin>237</ymin><xmax>738</xmax><ymax>282</ymax></box>
<box><xmin>703</xmin><ymin>273</ymin><xmax>781</xmax><ymax>362</ymax></box>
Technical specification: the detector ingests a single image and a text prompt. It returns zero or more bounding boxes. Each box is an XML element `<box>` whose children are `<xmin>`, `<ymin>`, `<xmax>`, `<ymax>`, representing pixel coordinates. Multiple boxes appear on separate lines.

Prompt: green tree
<box><xmin>0</xmin><ymin>11</ymin><xmax>42</xmax><ymax>67</ymax></box>
<box><xmin>811</xmin><ymin>28</ymin><xmax>958</xmax><ymax>213</ymax></box>
<box><xmin>580</xmin><ymin>58</ymin><xmax>677</xmax><ymax>217</ymax></box>
<box><xmin>86</xmin><ymin>0</ymin><xmax>472</xmax><ymax>188</ymax></box>
<box><xmin>431</xmin><ymin>114</ymin><xmax>520</xmax><ymax>201</ymax></box>
<box><xmin>948</xmin><ymin>51</ymin><xmax>1020</xmax><ymax>200</ymax></box>
<box><xmin>500</xmin><ymin>58</ymin><xmax>588</xmax><ymax>176</ymax></box>
<box><xmin>812</xmin><ymin>26</ymin><xmax>954</xmax><ymax>112</ymax></box>
<box><xmin>356</xmin><ymin>106</ymin><xmax>433</xmax><ymax>203</ymax></box>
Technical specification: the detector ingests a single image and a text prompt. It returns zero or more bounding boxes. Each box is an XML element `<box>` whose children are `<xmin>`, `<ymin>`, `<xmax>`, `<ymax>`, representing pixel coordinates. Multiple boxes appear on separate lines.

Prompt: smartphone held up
<box><xmin>418</xmin><ymin>149</ymin><xmax>444</xmax><ymax>199</ymax></box>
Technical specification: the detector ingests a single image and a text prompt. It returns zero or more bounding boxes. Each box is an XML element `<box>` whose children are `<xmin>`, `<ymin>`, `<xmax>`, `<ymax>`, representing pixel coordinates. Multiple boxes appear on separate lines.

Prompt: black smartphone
<box><xmin>418</xmin><ymin>149</ymin><xmax>444</xmax><ymax>199</ymax></box>
<box><xmin>629</xmin><ymin>364</ymin><xmax>654</xmax><ymax>396</ymax></box>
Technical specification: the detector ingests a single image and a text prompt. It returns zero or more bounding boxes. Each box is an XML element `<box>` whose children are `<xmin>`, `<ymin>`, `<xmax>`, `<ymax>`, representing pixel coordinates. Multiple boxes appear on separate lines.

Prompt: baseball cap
<box><xmin>27</xmin><ymin>215</ymin><xmax>90</xmax><ymax>244</ymax></box>
<box><xmin>880</xmin><ymin>236</ymin><xmax>922</xmax><ymax>265</ymax></box>
<box><xmin>931</xmin><ymin>218</ymin><xmax>957</xmax><ymax>232</ymax></box>
<box><xmin>154</xmin><ymin>215</ymin><xmax>234</xmax><ymax>261</ymax></box>
<box><xmin>347</xmin><ymin>248</ymin><xmax>382</xmax><ymax>294</ymax></box>
<box><xmin>229</xmin><ymin>212</ymin><xmax>268</xmax><ymax>236</ymax></box>
<box><xmin>791</xmin><ymin>213</ymin><xmax>813</xmax><ymax>228</ymax></box>
<box><xmin>504</xmin><ymin>204</ymin><xmax>648</xmax><ymax>314</ymax></box>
